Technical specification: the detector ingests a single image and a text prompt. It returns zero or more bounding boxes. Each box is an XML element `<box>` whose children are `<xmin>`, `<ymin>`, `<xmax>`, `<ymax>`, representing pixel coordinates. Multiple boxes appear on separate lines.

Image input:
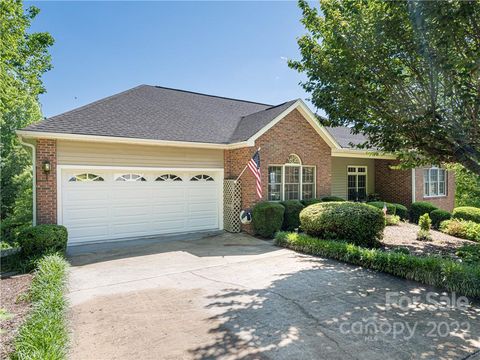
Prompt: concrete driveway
<box><xmin>68</xmin><ymin>232</ymin><xmax>480</xmax><ymax>360</ymax></box>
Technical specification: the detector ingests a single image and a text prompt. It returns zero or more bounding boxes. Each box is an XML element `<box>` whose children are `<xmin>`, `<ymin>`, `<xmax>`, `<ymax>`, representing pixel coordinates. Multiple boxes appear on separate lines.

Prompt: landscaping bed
<box><xmin>0</xmin><ymin>274</ymin><xmax>33</xmax><ymax>359</ymax></box>
<box><xmin>383</xmin><ymin>221</ymin><xmax>476</xmax><ymax>258</ymax></box>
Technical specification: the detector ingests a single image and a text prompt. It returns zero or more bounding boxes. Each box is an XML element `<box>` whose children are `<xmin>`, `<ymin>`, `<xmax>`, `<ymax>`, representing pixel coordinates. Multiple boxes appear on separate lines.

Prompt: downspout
<box><xmin>411</xmin><ymin>169</ymin><xmax>416</xmax><ymax>204</ymax></box>
<box><xmin>18</xmin><ymin>136</ymin><xmax>36</xmax><ymax>226</ymax></box>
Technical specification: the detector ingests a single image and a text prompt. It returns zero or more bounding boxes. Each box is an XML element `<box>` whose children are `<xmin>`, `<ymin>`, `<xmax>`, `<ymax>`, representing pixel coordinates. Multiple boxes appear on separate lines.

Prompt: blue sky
<box><xmin>27</xmin><ymin>1</ymin><xmax>316</xmax><ymax>118</ymax></box>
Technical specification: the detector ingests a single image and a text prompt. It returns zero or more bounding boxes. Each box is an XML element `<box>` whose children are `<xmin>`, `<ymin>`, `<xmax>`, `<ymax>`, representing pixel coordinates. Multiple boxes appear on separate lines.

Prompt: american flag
<box><xmin>247</xmin><ymin>150</ymin><xmax>262</xmax><ymax>198</ymax></box>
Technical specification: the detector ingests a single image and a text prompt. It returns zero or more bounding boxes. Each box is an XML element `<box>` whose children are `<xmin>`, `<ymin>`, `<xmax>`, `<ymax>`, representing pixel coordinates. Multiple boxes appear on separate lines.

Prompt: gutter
<box><xmin>411</xmin><ymin>169</ymin><xmax>416</xmax><ymax>203</ymax></box>
<box><xmin>18</xmin><ymin>136</ymin><xmax>36</xmax><ymax>226</ymax></box>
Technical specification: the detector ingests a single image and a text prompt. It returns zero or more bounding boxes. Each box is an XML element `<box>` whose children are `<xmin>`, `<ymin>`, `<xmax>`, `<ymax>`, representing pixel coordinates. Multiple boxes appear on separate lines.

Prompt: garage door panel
<box><xmin>61</xmin><ymin>169</ymin><xmax>221</xmax><ymax>244</ymax></box>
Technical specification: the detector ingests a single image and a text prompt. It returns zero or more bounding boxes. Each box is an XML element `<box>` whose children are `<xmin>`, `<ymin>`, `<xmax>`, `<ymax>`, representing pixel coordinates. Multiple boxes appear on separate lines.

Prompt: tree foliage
<box><xmin>0</xmin><ymin>0</ymin><xmax>53</xmax><ymax>231</ymax></box>
<box><xmin>290</xmin><ymin>0</ymin><xmax>480</xmax><ymax>175</ymax></box>
<box><xmin>454</xmin><ymin>165</ymin><xmax>480</xmax><ymax>208</ymax></box>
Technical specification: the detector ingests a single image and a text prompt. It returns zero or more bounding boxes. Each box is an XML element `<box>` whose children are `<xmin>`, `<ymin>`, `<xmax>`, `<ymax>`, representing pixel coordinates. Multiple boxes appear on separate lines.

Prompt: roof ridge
<box><xmin>151</xmin><ymin>85</ymin><xmax>273</xmax><ymax>107</ymax></box>
<box><xmin>43</xmin><ymin>84</ymin><xmax>148</xmax><ymax>121</ymax></box>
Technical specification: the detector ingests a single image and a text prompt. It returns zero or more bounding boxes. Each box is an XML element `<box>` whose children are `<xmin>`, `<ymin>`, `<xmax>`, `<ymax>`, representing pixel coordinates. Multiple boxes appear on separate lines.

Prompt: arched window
<box><xmin>115</xmin><ymin>174</ymin><xmax>147</xmax><ymax>182</ymax></box>
<box><xmin>286</xmin><ymin>154</ymin><xmax>302</xmax><ymax>165</ymax></box>
<box><xmin>155</xmin><ymin>174</ymin><xmax>182</xmax><ymax>182</ymax></box>
<box><xmin>69</xmin><ymin>173</ymin><xmax>104</xmax><ymax>182</ymax></box>
<box><xmin>190</xmin><ymin>174</ymin><xmax>214</xmax><ymax>181</ymax></box>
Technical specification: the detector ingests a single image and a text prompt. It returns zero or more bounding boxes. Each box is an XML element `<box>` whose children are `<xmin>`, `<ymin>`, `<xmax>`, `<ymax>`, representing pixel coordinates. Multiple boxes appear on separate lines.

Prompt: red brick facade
<box><xmin>224</xmin><ymin>109</ymin><xmax>332</xmax><ymax>233</ymax></box>
<box><xmin>36</xmin><ymin>139</ymin><xmax>57</xmax><ymax>224</ymax></box>
<box><xmin>374</xmin><ymin>160</ymin><xmax>455</xmax><ymax>211</ymax></box>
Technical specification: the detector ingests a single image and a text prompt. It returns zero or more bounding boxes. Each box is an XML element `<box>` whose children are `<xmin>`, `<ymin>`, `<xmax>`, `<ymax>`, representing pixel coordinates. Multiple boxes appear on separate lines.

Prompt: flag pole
<box><xmin>234</xmin><ymin>147</ymin><xmax>261</xmax><ymax>182</ymax></box>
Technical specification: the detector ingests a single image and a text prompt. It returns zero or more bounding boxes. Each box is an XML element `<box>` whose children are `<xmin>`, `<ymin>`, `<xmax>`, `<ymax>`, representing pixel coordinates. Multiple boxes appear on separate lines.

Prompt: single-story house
<box><xmin>18</xmin><ymin>85</ymin><xmax>455</xmax><ymax>245</ymax></box>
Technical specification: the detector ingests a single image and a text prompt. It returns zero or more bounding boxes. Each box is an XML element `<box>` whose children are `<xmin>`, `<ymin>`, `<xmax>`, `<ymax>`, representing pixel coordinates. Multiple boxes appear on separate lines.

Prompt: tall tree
<box><xmin>0</xmin><ymin>0</ymin><xmax>53</xmax><ymax>221</ymax></box>
<box><xmin>289</xmin><ymin>0</ymin><xmax>480</xmax><ymax>175</ymax></box>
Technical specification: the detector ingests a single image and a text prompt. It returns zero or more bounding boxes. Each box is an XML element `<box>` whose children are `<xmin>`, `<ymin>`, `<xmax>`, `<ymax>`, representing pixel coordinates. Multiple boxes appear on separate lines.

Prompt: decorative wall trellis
<box><xmin>224</xmin><ymin>179</ymin><xmax>242</xmax><ymax>233</ymax></box>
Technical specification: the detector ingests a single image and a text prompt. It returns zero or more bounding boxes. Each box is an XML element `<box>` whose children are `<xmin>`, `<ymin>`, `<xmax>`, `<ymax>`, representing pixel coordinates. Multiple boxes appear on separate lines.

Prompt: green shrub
<box><xmin>452</xmin><ymin>206</ymin><xmax>480</xmax><ymax>223</ymax></box>
<box><xmin>367</xmin><ymin>201</ymin><xmax>396</xmax><ymax>215</ymax></box>
<box><xmin>417</xmin><ymin>214</ymin><xmax>432</xmax><ymax>241</ymax></box>
<box><xmin>385</xmin><ymin>215</ymin><xmax>400</xmax><ymax>226</ymax></box>
<box><xmin>367</xmin><ymin>193</ymin><xmax>381</xmax><ymax>202</ymax></box>
<box><xmin>280</xmin><ymin>200</ymin><xmax>305</xmax><ymax>231</ymax></box>
<box><xmin>11</xmin><ymin>254</ymin><xmax>69</xmax><ymax>360</ymax></box>
<box><xmin>275</xmin><ymin>231</ymin><xmax>480</xmax><ymax>298</ymax></box>
<box><xmin>393</xmin><ymin>247</ymin><xmax>410</xmax><ymax>255</ymax></box>
<box><xmin>301</xmin><ymin>198</ymin><xmax>322</xmax><ymax>207</ymax></box>
<box><xmin>430</xmin><ymin>209</ymin><xmax>452</xmax><ymax>229</ymax></box>
<box><xmin>321</xmin><ymin>196</ymin><xmax>346</xmax><ymax>202</ymax></box>
<box><xmin>440</xmin><ymin>219</ymin><xmax>480</xmax><ymax>242</ymax></box>
<box><xmin>456</xmin><ymin>244</ymin><xmax>480</xmax><ymax>265</ymax></box>
<box><xmin>409</xmin><ymin>202</ymin><xmax>438</xmax><ymax>223</ymax></box>
<box><xmin>299</xmin><ymin>202</ymin><xmax>385</xmax><ymax>248</ymax></box>
<box><xmin>392</xmin><ymin>203</ymin><xmax>408</xmax><ymax>220</ymax></box>
<box><xmin>252</xmin><ymin>202</ymin><xmax>285</xmax><ymax>238</ymax></box>
<box><xmin>18</xmin><ymin>225</ymin><xmax>68</xmax><ymax>258</ymax></box>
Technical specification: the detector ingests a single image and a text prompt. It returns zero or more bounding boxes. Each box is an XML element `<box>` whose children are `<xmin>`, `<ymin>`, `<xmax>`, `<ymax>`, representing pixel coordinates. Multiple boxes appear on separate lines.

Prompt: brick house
<box><xmin>18</xmin><ymin>85</ymin><xmax>455</xmax><ymax>245</ymax></box>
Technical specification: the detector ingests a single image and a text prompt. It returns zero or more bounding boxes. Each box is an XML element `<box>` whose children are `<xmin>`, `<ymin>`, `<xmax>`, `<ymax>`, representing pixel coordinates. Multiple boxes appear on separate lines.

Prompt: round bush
<box><xmin>430</xmin><ymin>209</ymin><xmax>451</xmax><ymax>229</ymax></box>
<box><xmin>252</xmin><ymin>202</ymin><xmax>285</xmax><ymax>238</ymax></box>
<box><xmin>280</xmin><ymin>200</ymin><xmax>305</xmax><ymax>231</ymax></box>
<box><xmin>18</xmin><ymin>225</ymin><xmax>68</xmax><ymax>258</ymax></box>
<box><xmin>367</xmin><ymin>201</ymin><xmax>396</xmax><ymax>215</ymax></box>
<box><xmin>321</xmin><ymin>196</ymin><xmax>345</xmax><ymax>202</ymax></box>
<box><xmin>299</xmin><ymin>202</ymin><xmax>385</xmax><ymax>247</ymax></box>
<box><xmin>392</xmin><ymin>203</ymin><xmax>408</xmax><ymax>220</ymax></box>
<box><xmin>409</xmin><ymin>202</ymin><xmax>438</xmax><ymax>223</ymax></box>
<box><xmin>301</xmin><ymin>198</ymin><xmax>322</xmax><ymax>207</ymax></box>
<box><xmin>452</xmin><ymin>207</ymin><xmax>480</xmax><ymax>224</ymax></box>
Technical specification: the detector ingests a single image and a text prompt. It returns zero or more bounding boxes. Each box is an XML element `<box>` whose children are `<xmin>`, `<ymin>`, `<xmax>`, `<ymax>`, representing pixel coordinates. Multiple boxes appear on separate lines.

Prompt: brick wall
<box><xmin>224</xmin><ymin>109</ymin><xmax>332</xmax><ymax>233</ymax></box>
<box><xmin>374</xmin><ymin>160</ymin><xmax>412</xmax><ymax>206</ymax></box>
<box><xmin>36</xmin><ymin>139</ymin><xmax>57</xmax><ymax>224</ymax></box>
<box><xmin>414</xmin><ymin>167</ymin><xmax>455</xmax><ymax>211</ymax></box>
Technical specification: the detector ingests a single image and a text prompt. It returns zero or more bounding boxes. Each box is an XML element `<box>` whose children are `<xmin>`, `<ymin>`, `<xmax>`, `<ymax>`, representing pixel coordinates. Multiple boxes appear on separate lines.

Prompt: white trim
<box><xmin>423</xmin><ymin>167</ymin><xmax>447</xmax><ymax>197</ymax></box>
<box><xmin>346</xmin><ymin>165</ymin><xmax>367</xmax><ymax>201</ymax></box>
<box><xmin>56</xmin><ymin>164</ymin><xmax>224</xmax><ymax>230</ymax></box>
<box><xmin>246</xmin><ymin>100</ymin><xmax>340</xmax><ymax>149</ymax></box>
<box><xmin>267</xmin><ymin>163</ymin><xmax>316</xmax><ymax>201</ymax></box>
<box><xmin>331</xmin><ymin>148</ymin><xmax>396</xmax><ymax>160</ymax></box>
<box><xmin>19</xmin><ymin>137</ymin><xmax>36</xmax><ymax>226</ymax></box>
<box><xmin>17</xmin><ymin>130</ymin><xmax>249</xmax><ymax>150</ymax></box>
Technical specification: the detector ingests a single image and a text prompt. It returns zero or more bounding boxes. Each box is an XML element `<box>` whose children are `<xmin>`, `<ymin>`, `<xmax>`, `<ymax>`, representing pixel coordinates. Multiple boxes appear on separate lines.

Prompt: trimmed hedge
<box><xmin>452</xmin><ymin>206</ymin><xmax>480</xmax><ymax>224</ymax></box>
<box><xmin>440</xmin><ymin>219</ymin><xmax>480</xmax><ymax>242</ymax></box>
<box><xmin>321</xmin><ymin>196</ymin><xmax>346</xmax><ymax>202</ymax></box>
<box><xmin>301</xmin><ymin>198</ymin><xmax>322</xmax><ymax>207</ymax></box>
<box><xmin>409</xmin><ymin>202</ymin><xmax>438</xmax><ymax>223</ymax></box>
<box><xmin>18</xmin><ymin>225</ymin><xmax>68</xmax><ymax>258</ymax></box>
<box><xmin>392</xmin><ymin>203</ymin><xmax>408</xmax><ymax>220</ymax></box>
<box><xmin>367</xmin><ymin>201</ymin><xmax>396</xmax><ymax>215</ymax></box>
<box><xmin>275</xmin><ymin>232</ymin><xmax>480</xmax><ymax>298</ymax></box>
<box><xmin>299</xmin><ymin>202</ymin><xmax>385</xmax><ymax>248</ymax></box>
<box><xmin>280</xmin><ymin>200</ymin><xmax>305</xmax><ymax>231</ymax></box>
<box><xmin>11</xmin><ymin>254</ymin><xmax>69</xmax><ymax>360</ymax></box>
<box><xmin>252</xmin><ymin>202</ymin><xmax>285</xmax><ymax>238</ymax></box>
<box><xmin>430</xmin><ymin>209</ymin><xmax>451</xmax><ymax>229</ymax></box>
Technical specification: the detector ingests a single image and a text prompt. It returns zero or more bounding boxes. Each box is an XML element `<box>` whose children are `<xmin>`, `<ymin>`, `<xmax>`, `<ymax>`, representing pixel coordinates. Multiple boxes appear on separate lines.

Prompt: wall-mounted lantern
<box><xmin>42</xmin><ymin>160</ymin><xmax>51</xmax><ymax>173</ymax></box>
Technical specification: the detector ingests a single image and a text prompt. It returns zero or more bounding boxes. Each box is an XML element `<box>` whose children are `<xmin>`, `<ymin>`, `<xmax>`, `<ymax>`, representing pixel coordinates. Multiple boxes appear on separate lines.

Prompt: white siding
<box><xmin>57</xmin><ymin>140</ymin><xmax>224</xmax><ymax>168</ymax></box>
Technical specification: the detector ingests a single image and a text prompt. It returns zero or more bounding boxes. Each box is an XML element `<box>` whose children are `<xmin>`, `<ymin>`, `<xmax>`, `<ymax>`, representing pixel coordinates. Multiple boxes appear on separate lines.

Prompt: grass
<box><xmin>275</xmin><ymin>231</ymin><xmax>480</xmax><ymax>299</ymax></box>
<box><xmin>10</xmin><ymin>254</ymin><xmax>69</xmax><ymax>360</ymax></box>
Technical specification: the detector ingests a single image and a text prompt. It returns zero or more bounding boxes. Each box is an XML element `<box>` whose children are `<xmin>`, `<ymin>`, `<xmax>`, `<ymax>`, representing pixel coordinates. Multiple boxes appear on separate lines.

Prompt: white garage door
<box><xmin>60</xmin><ymin>168</ymin><xmax>223</xmax><ymax>245</ymax></box>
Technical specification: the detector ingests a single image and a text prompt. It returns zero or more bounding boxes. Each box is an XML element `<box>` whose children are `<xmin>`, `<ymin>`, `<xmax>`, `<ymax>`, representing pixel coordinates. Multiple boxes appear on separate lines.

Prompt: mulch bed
<box><xmin>382</xmin><ymin>221</ymin><xmax>477</xmax><ymax>258</ymax></box>
<box><xmin>0</xmin><ymin>273</ymin><xmax>33</xmax><ymax>359</ymax></box>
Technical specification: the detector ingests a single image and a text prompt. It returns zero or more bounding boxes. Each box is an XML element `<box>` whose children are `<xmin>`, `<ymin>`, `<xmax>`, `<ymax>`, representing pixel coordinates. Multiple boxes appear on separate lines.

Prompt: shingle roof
<box><xmin>22</xmin><ymin>85</ymin><xmax>299</xmax><ymax>144</ymax></box>
<box><xmin>324</xmin><ymin>126</ymin><xmax>369</xmax><ymax>148</ymax></box>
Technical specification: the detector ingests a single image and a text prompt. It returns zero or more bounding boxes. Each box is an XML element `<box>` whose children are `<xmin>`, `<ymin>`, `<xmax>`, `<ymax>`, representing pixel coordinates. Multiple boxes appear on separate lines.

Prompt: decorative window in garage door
<box><xmin>69</xmin><ymin>173</ymin><xmax>104</xmax><ymax>182</ymax></box>
<box><xmin>115</xmin><ymin>174</ymin><xmax>147</xmax><ymax>182</ymax></box>
<box><xmin>190</xmin><ymin>174</ymin><xmax>214</xmax><ymax>181</ymax></box>
<box><xmin>155</xmin><ymin>174</ymin><xmax>183</xmax><ymax>182</ymax></box>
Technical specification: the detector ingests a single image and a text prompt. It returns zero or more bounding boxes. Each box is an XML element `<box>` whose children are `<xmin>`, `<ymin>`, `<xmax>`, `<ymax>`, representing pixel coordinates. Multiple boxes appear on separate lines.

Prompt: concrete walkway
<box><xmin>68</xmin><ymin>232</ymin><xmax>480</xmax><ymax>360</ymax></box>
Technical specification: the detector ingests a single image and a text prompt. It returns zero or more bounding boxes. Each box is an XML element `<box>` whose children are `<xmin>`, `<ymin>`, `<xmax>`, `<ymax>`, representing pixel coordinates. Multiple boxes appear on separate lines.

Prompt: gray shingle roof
<box><xmin>324</xmin><ymin>126</ymin><xmax>369</xmax><ymax>148</ymax></box>
<box><xmin>23</xmin><ymin>85</ymin><xmax>293</xmax><ymax>144</ymax></box>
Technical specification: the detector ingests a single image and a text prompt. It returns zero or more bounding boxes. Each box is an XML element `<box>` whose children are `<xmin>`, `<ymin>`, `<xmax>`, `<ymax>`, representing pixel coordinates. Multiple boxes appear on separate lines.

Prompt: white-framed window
<box><xmin>267</xmin><ymin>154</ymin><xmax>316</xmax><ymax>201</ymax></box>
<box><xmin>347</xmin><ymin>166</ymin><xmax>367</xmax><ymax>201</ymax></box>
<box><xmin>69</xmin><ymin>173</ymin><xmax>104</xmax><ymax>182</ymax></box>
<box><xmin>424</xmin><ymin>167</ymin><xmax>447</xmax><ymax>197</ymax></box>
<box><xmin>155</xmin><ymin>174</ymin><xmax>182</xmax><ymax>182</ymax></box>
<box><xmin>115</xmin><ymin>174</ymin><xmax>147</xmax><ymax>182</ymax></box>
